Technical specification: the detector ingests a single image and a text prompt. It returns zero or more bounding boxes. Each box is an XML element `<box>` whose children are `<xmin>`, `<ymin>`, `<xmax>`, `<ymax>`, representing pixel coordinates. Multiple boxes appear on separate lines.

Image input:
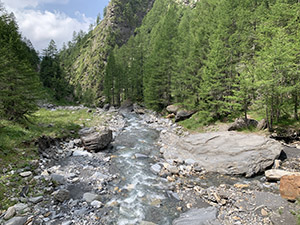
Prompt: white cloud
<box><xmin>17</xmin><ymin>9</ymin><xmax>93</xmax><ymax>51</ymax></box>
<box><xmin>2</xmin><ymin>0</ymin><xmax>69</xmax><ymax>10</ymax></box>
<box><xmin>1</xmin><ymin>0</ymin><xmax>94</xmax><ymax>52</ymax></box>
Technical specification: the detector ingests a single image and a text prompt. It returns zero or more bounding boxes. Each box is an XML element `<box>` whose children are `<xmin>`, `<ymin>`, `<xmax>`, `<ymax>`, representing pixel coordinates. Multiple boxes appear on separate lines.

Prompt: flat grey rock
<box><xmin>19</xmin><ymin>171</ymin><xmax>32</xmax><ymax>177</ymax></box>
<box><xmin>61</xmin><ymin>221</ymin><xmax>73</xmax><ymax>225</ymax></box>
<box><xmin>5</xmin><ymin>216</ymin><xmax>27</xmax><ymax>225</ymax></box>
<box><xmin>91</xmin><ymin>172</ymin><xmax>108</xmax><ymax>180</ymax></box>
<box><xmin>28</xmin><ymin>196</ymin><xmax>43</xmax><ymax>204</ymax></box>
<box><xmin>265</xmin><ymin>169</ymin><xmax>300</xmax><ymax>181</ymax></box>
<box><xmin>150</xmin><ymin>164</ymin><xmax>161</xmax><ymax>174</ymax></box>
<box><xmin>52</xmin><ymin>189</ymin><xmax>70</xmax><ymax>202</ymax></box>
<box><xmin>78</xmin><ymin>127</ymin><xmax>95</xmax><ymax>136</ymax></box>
<box><xmin>173</xmin><ymin>207</ymin><xmax>220</xmax><ymax>225</ymax></box>
<box><xmin>140</xmin><ymin>221</ymin><xmax>157</xmax><ymax>225</ymax></box>
<box><xmin>83</xmin><ymin>192</ymin><xmax>101</xmax><ymax>203</ymax></box>
<box><xmin>91</xmin><ymin>200</ymin><xmax>102</xmax><ymax>208</ymax></box>
<box><xmin>185</xmin><ymin>159</ymin><xmax>196</xmax><ymax>165</ymax></box>
<box><xmin>161</xmin><ymin>131</ymin><xmax>283</xmax><ymax>177</ymax></box>
<box><xmin>4</xmin><ymin>206</ymin><xmax>16</xmax><ymax>220</ymax></box>
<box><xmin>73</xmin><ymin>150</ymin><xmax>93</xmax><ymax>157</ymax></box>
<box><xmin>167</xmin><ymin>165</ymin><xmax>179</xmax><ymax>174</ymax></box>
<box><xmin>135</xmin><ymin>153</ymin><xmax>148</xmax><ymax>159</ymax></box>
<box><xmin>51</xmin><ymin>174</ymin><xmax>66</xmax><ymax>184</ymax></box>
<box><xmin>13</xmin><ymin>203</ymin><xmax>28</xmax><ymax>213</ymax></box>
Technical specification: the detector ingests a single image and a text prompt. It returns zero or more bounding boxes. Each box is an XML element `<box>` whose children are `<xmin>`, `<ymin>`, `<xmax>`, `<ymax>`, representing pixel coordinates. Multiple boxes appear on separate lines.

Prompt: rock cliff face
<box><xmin>68</xmin><ymin>0</ymin><xmax>155</xmax><ymax>104</ymax></box>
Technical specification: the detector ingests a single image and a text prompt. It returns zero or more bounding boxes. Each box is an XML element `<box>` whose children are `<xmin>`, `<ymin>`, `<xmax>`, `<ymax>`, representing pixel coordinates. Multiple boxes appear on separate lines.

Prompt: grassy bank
<box><xmin>178</xmin><ymin>109</ymin><xmax>300</xmax><ymax>134</ymax></box>
<box><xmin>0</xmin><ymin>107</ymin><xmax>102</xmax><ymax>210</ymax></box>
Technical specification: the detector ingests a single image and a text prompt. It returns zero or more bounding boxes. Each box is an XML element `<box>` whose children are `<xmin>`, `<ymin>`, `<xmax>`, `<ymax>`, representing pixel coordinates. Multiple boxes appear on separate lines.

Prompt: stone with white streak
<box><xmin>265</xmin><ymin>169</ymin><xmax>300</xmax><ymax>181</ymax></box>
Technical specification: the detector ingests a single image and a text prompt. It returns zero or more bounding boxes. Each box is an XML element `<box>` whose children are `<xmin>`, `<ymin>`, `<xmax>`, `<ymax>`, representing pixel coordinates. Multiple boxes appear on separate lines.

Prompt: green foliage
<box><xmin>0</xmin><ymin>5</ymin><xmax>41</xmax><ymax>121</ymax></box>
<box><xmin>178</xmin><ymin>111</ymin><xmax>214</xmax><ymax>130</ymax></box>
<box><xmin>104</xmin><ymin>49</ymin><xmax>123</xmax><ymax>106</ymax></box>
<box><xmin>40</xmin><ymin>40</ymin><xmax>73</xmax><ymax>101</ymax></box>
<box><xmin>143</xmin><ymin>3</ymin><xmax>179</xmax><ymax>110</ymax></box>
<box><xmin>58</xmin><ymin>0</ymin><xmax>300</xmax><ymax>129</ymax></box>
<box><xmin>105</xmin><ymin>0</ymin><xmax>300</xmax><ymax>129</ymax></box>
<box><xmin>0</xmin><ymin>108</ymin><xmax>102</xmax><ymax>159</ymax></box>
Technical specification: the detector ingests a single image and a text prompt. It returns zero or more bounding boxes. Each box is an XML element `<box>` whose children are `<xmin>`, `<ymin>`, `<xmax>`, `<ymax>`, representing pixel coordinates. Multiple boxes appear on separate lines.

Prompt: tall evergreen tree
<box><xmin>144</xmin><ymin>4</ymin><xmax>179</xmax><ymax>110</ymax></box>
<box><xmin>40</xmin><ymin>40</ymin><xmax>71</xmax><ymax>100</ymax></box>
<box><xmin>104</xmin><ymin>50</ymin><xmax>123</xmax><ymax>106</ymax></box>
<box><xmin>0</xmin><ymin>6</ymin><xmax>41</xmax><ymax>121</ymax></box>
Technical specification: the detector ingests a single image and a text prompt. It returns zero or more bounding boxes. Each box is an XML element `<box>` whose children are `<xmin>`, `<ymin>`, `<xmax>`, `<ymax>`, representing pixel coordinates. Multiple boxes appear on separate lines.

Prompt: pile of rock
<box><xmin>228</xmin><ymin>118</ymin><xmax>267</xmax><ymax>131</ymax></box>
<box><xmin>0</xmin><ymin>110</ymin><xmax>126</xmax><ymax>225</ymax></box>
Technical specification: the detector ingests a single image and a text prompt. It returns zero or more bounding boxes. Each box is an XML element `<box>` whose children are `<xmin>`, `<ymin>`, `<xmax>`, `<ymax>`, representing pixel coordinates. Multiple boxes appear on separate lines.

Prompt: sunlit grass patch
<box><xmin>0</xmin><ymin>107</ymin><xmax>103</xmax><ymax>209</ymax></box>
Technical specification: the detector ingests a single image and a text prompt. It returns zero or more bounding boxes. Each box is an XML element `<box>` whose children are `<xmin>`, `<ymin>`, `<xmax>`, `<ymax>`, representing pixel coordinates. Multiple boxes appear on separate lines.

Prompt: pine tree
<box><xmin>253</xmin><ymin>1</ymin><xmax>300</xmax><ymax>129</ymax></box>
<box><xmin>40</xmin><ymin>40</ymin><xmax>71</xmax><ymax>100</ymax></box>
<box><xmin>172</xmin><ymin>8</ymin><xmax>193</xmax><ymax>107</ymax></box>
<box><xmin>0</xmin><ymin>7</ymin><xmax>41</xmax><ymax>121</ymax></box>
<box><xmin>200</xmin><ymin>0</ymin><xmax>237</xmax><ymax>119</ymax></box>
<box><xmin>104</xmin><ymin>52</ymin><xmax>115</xmax><ymax>105</ymax></box>
<box><xmin>104</xmin><ymin>49</ymin><xmax>123</xmax><ymax>106</ymax></box>
<box><xmin>144</xmin><ymin>4</ymin><xmax>179</xmax><ymax>110</ymax></box>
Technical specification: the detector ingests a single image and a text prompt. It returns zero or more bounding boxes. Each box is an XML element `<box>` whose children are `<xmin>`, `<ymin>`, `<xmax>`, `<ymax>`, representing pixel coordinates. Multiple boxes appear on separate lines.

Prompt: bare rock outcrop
<box><xmin>160</xmin><ymin>131</ymin><xmax>283</xmax><ymax>177</ymax></box>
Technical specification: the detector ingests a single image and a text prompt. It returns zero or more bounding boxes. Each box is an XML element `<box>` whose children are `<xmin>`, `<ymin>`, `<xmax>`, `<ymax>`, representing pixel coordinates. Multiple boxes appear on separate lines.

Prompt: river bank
<box><xmin>1</xmin><ymin>105</ymin><xmax>299</xmax><ymax>225</ymax></box>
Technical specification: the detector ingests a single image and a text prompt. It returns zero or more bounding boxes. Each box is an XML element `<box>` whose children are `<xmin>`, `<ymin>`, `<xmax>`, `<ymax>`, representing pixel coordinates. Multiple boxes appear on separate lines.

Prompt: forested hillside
<box><xmin>0</xmin><ymin>4</ymin><xmax>41</xmax><ymax>121</ymax></box>
<box><xmin>102</xmin><ymin>0</ymin><xmax>300</xmax><ymax>130</ymax></box>
<box><xmin>59</xmin><ymin>0</ymin><xmax>155</xmax><ymax>105</ymax></box>
<box><xmin>3</xmin><ymin>0</ymin><xmax>300</xmax><ymax>132</ymax></box>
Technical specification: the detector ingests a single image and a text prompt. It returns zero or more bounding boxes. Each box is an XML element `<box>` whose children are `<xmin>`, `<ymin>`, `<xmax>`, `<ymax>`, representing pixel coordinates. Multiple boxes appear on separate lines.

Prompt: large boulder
<box><xmin>119</xmin><ymin>100</ymin><xmax>133</xmax><ymax>112</ymax></box>
<box><xmin>133</xmin><ymin>103</ymin><xmax>145</xmax><ymax>114</ymax></box>
<box><xmin>37</xmin><ymin>135</ymin><xmax>58</xmax><ymax>151</ymax></box>
<box><xmin>166</xmin><ymin>105</ymin><xmax>179</xmax><ymax>114</ymax></box>
<box><xmin>257</xmin><ymin>119</ymin><xmax>267</xmax><ymax>130</ymax></box>
<box><xmin>52</xmin><ymin>189</ymin><xmax>70</xmax><ymax>202</ymax></box>
<box><xmin>81</xmin><ymin>129</ymin><xmax>112</xmax><ymax>152</ymax></box>
<box><xmin>160</xmin><ymin>131</ymin><xmax>283</xmax><ymax>177</ymax></box>
<box><xmin>280</xmin><ymin>175</ymin><xmax>300</xmax><ymax>201</ymax></box>
<box><xmin>103</xmin><ymin>103</ymin><xmax>110</xmax><ymax>111</ymax></box>
<box><xmin>175</xmin><ymin>110</ymin><xmax>195</xmax><ymax>122</ymax></box>
<box><xmin>228</xmin><ymin>118</ymin><xmax>258</xmax><ymax>131</ymax></box>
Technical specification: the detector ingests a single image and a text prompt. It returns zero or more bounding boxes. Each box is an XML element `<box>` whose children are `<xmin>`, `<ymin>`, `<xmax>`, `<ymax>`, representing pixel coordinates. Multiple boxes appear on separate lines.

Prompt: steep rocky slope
<box><xmin>62</xmin><ymin>0</ymin><xmax>155</xmax><ymax>105</ymax></box>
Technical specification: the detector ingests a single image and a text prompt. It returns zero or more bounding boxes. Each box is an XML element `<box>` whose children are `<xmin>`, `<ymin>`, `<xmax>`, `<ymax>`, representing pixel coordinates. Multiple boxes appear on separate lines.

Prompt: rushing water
<box><xmin>108</xmin><ymin>113</ymin><xmax>182</xmax><ymax>225</ymax></box>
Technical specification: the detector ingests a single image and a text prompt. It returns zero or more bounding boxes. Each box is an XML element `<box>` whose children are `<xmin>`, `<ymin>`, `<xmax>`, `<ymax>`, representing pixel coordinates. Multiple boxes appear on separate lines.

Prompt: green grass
<box><xmin>0</xmin><ymin>108</ymin><xmax>102</xmax><ymax>156</ymax></box>
<box><xmin>0</xmin><ymin>107</ymin><xmax>103</xmax><ymax>209</ymax></box>
<box><xmin>178</xmin><ymin>111</ymin><xmax>214</xmax><ymax>131</ymax></box>
<box><xmin>177</xmin><ymin>107</ymin><xmax>300</xmax><ymax>134</ymax></box>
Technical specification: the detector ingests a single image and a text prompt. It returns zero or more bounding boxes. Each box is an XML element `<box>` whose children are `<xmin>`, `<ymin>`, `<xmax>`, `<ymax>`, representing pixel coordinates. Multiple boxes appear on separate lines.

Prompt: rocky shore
<box><xmin>1</xmin><ymin>105</ymin><xmax>300</xmax><ymax>225</ymax></box>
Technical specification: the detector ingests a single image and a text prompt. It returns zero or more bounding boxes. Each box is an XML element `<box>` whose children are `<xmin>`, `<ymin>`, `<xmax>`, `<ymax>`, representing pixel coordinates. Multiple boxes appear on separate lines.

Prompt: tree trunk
<box><xmin>270</xmin><ymin>96</ymin><xmax>274</xmax><ymax>131</ymax></box>
<box><xmin>244</xmin><ymin>98</ymin><xmax>247</xmax><ymax>121</ymax></box>
<box><xmin>294</xmin><ymin>93</ymin><xmax>298</xmax><ymax>120</ymax></box>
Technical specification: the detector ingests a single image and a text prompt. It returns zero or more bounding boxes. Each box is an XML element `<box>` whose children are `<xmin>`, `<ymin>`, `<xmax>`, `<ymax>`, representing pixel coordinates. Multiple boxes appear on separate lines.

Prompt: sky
<box><xmin>1</xmin><ymin>0</ymin><xmax>110</xmax><ymax>52</ymax></box>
